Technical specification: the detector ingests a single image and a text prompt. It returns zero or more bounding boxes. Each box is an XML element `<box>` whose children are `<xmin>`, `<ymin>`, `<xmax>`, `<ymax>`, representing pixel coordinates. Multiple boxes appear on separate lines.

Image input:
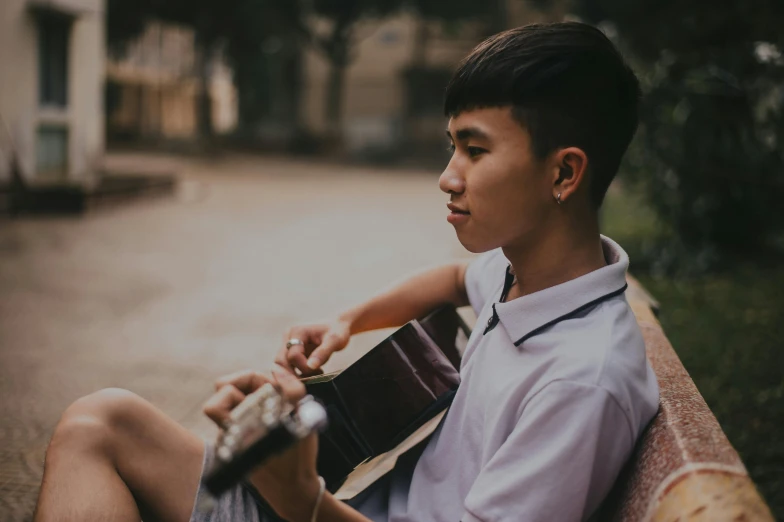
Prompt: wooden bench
<box><xmin>595</xmin><ymin>278</ymin><xmax>775</xmax><ymax>521</ymax></box>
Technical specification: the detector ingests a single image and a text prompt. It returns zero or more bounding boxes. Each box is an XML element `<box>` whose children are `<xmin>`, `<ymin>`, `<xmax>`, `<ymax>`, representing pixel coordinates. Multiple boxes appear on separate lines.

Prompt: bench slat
<box><xmin>596</xmin><ymin>277</ymin><xmax>774</xmax><ymax>522</ymax></box>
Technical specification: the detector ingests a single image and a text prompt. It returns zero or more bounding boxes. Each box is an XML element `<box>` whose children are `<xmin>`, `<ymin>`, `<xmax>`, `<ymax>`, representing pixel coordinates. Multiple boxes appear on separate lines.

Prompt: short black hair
<box><xmin>444</xmin><ymin>22</ymin><xmax>640</xmax><ymax>208</ymax></box>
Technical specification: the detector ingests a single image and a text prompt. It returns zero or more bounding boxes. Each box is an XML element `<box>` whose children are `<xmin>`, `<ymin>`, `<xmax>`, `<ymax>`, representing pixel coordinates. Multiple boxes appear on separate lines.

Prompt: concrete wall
<box><xmin>0</xmin><ymin>0</ymin><xmax>105</xmax><ymax>187</ymax></box>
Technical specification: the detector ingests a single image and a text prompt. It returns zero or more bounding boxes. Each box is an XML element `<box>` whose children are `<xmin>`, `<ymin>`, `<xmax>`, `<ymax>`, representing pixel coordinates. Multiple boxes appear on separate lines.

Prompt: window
<box><xmin>37</xmin><ymin>126</ymin><xmax>68</xmax><ymax>177</ymax></box>
<box><xmin>38</xmin><ymin>13</ymin><xmax>71</xmax><ymax>107</ymax></box>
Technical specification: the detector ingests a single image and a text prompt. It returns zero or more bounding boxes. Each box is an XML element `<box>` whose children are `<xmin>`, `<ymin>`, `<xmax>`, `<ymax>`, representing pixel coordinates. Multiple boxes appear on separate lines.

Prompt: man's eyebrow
<box><xmin>445</xmin><ymin>127</ymin><xmax>490</xmax><ymax>142</ymax></box>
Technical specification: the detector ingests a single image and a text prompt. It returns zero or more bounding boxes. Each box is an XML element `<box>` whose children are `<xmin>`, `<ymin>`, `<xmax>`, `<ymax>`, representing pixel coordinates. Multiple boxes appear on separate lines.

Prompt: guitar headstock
<box><xmin>200</xmin><ymin>383</ymin><xmax>328</xmax><ymax>505</ymax></box>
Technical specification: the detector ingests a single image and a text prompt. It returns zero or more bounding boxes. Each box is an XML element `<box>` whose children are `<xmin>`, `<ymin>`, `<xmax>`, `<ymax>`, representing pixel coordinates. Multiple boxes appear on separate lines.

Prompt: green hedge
<box><xmin>602</xmin><ymin>187</ymin><xmax>784</xmax><ymax>518</ymax></box>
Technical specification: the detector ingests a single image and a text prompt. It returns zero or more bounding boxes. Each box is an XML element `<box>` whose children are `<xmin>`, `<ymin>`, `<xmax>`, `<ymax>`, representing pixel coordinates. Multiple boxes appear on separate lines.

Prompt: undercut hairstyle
<box><xmin>444</xmin><ymin>22</ymin><xmax>641</xmax><ymax>208</ymax></box>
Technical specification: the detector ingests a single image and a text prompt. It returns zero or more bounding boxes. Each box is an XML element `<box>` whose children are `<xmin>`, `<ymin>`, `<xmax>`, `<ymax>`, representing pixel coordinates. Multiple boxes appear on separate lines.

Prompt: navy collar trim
<box><xmin>483</xmin><ymin>265</ymin><xmax>515</xmax><ymax>335</ymax></box>
<box><xmin>512</xmin><ymin>283</ymin><xmax>629</xmax><ymax>347</ymax></box>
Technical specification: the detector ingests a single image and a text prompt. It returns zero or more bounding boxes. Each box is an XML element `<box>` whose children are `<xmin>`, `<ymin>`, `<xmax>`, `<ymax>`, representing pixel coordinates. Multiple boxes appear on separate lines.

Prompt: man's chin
<box><xmin>454</xmin><ymin>231</ymin><xmax>497</xmax><ymax>254</ymax></box>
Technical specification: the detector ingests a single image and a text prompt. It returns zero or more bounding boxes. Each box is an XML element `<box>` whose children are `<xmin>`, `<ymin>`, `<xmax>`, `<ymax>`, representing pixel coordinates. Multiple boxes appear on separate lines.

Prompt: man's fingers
<box><xmin>214</xmin><ymin>369</ymin><xmax>267</xmax><ymax>393</ymax></box>
<box><xmin>271</xmin><ymin>369</ymin><xmax>306</xmax><ymax>402</ymax></box>
<box><xmin>306</xmin><ymin>334</ymin><xmax>343</xmax><ymax>371</ymax></box>
<box><xmin>289</xmin><ymin>346</ymin><xmax>324</xmax><ymax>376</ymax></box>
<box><xmin>283</xmin><ymin>329</ymin><xmax>312</xmax><ymax>372</ymax></box>
<box><xmin>203</xmin><ymin>384</ymin><xmax>245</xmax><ymax>427</ymax></box>
<box><xmin>274</xmin><ymin>348</ymin><xmax>296</xmax><ymax>374</ymax></box>
<box><xmin>286</xmin><ymin>343</ymin><xmax>311</xmax><ymax>374</ymax></box>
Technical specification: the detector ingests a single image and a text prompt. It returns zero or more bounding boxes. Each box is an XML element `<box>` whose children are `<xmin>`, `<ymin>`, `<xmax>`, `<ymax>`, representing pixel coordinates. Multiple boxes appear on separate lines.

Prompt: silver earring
<box><xmin>556</xmin><ymin>192</ymin><xmax>562</xmax><ymax>205</ymax></box>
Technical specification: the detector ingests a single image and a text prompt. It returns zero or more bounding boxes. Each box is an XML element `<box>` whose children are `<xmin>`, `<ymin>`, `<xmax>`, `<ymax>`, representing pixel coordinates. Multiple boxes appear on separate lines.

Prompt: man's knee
<box><xmin>49</xmin><ymin>388</ymin><xmax>149</xmax><ymax>456</ymax></box>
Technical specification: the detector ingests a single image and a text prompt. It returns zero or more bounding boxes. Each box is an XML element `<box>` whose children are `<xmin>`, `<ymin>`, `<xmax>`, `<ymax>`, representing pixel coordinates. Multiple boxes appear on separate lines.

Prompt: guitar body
<box><xmin>305</xmin><ymin>305</ymin><xmax>471</xmax><ymax>491</ymax></box>
<box><xmin>202</xmin><ymin>305</ymin><xmax>471</xmax><ymax>500</ymax></box>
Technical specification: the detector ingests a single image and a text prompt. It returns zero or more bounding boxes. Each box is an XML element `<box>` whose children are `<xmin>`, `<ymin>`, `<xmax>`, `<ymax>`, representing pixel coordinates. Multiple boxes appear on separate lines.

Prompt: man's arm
<box><xmin>340</xmin><ymin>263</ymin><xmax>470</xmax><ymax>335</ymax></box>
<box><xmin>280</xmin><ymin>263</ymin><xmax>469</xmax><ymax>373</ymax></box>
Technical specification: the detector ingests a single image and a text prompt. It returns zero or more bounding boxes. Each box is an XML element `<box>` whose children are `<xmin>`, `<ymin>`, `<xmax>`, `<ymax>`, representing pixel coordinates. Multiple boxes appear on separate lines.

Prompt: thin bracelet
<box><xmin>310</xmin><ymin>476</ymin><xmax>326</xmax><ymax>522</ymax></box>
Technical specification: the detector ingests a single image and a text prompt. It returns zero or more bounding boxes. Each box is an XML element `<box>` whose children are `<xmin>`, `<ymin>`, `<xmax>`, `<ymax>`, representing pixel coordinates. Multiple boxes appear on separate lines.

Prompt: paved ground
<box><xmin>0</xmin><ymin>152</ymin><xmax>472</xmax><ymax>521</ymax></box>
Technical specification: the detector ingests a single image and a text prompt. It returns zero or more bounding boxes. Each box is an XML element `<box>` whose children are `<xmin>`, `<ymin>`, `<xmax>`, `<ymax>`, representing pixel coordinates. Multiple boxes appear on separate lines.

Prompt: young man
<box><xmin>34</xmin><ymin>22</ymin><xmax>658</xmax><ymax>522</ymax></box>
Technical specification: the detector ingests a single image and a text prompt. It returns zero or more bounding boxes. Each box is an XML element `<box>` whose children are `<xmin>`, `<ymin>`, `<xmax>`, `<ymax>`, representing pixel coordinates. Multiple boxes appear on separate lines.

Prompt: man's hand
<box><xmin>275</xmin><ymin>321</ymin><xmax>351</xmax><ymax>376</ymax></box>
<box><xmin>204</xmin><ymin>369</ymin><xmax>323</xmax><ymax>522</ymax></box>
<box><xmin>272</xmin><ymin>263</ymin><xmax>469</xmax><ymax>378</ymax></box>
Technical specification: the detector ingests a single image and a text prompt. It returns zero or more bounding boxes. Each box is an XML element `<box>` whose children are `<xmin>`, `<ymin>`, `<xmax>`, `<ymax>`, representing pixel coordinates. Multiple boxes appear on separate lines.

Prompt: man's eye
<box><xmin>467</xmin><ymin>146</ymin><xmax>486</xmax><ymax>158</ymax></box>
<box><xmin>447</xmin><ymin>143</ymin><xmax>456</xmax><ymax>154</ymax></box>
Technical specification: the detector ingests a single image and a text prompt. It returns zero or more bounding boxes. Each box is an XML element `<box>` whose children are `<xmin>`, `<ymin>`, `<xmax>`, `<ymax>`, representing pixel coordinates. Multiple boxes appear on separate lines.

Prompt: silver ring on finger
<box><xmin>286</xmin><ymin>338</ymin><xmax>304</xmax><ymax>350</ymax></box>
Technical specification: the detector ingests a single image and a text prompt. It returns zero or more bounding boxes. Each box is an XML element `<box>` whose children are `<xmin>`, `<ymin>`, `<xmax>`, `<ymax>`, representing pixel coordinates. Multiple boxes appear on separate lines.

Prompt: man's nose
<box><xmin>439</xmin><ymin>163</ymin><xmax>466</xmax><ymax>195</ymax></box>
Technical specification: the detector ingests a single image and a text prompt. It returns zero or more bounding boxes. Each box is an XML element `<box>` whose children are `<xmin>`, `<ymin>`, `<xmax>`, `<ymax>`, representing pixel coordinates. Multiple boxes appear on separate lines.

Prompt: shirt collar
<box><xmin>494</xmin><ymin>235</ymin><xmax>629</xmax><ymax>347</ymax></box>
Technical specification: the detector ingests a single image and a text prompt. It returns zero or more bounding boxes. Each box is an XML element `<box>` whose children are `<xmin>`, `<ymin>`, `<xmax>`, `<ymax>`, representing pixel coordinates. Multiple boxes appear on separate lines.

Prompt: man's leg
<box><xmin>34</xmin><ymin>388</ymin><xmax>205</xmax><ymax>522</ymax></box>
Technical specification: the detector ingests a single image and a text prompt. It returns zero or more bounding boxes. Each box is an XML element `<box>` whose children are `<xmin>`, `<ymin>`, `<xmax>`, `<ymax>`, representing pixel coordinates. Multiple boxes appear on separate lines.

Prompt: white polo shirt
<box><xmin>351</xmin><ymin>236</ymin><xmax>659</xmax><ymax>522</ymax></box>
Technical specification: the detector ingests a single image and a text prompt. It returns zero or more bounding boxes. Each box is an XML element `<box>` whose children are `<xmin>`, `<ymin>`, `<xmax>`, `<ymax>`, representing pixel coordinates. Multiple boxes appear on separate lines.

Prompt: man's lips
<box><xmin>446</xmin><ymin>202</ymin><xmax>470</xmax><ymax>225</ymax></box>
<box><xmin>447</xmin><ymin>202</ymin><xmax>470</xmax><ymax>214</ymax></box>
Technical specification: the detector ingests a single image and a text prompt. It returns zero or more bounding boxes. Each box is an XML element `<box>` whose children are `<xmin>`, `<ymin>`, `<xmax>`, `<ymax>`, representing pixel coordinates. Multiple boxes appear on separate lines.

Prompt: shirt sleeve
<box><xmin>462</xmin><ymin>381</ymin><xmax>634</xmax><ymax>522</ymax></box>
<box><xmin>464</xmin><ymin>249</ymin><xmax>508</xmax><ymax>316</ymax></box>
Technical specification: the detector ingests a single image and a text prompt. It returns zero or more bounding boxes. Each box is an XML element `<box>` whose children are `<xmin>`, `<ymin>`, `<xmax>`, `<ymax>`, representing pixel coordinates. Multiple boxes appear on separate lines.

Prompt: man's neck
<box><xmin>502</xmin><ymin>223</ymin><xmax>606</xmax><ymax>300</ymax></box>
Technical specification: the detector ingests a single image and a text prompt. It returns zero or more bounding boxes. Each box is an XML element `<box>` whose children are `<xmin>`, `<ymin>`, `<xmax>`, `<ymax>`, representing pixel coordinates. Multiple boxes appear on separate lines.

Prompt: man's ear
<box><xmin>551</xmin><ymin>147</ymin><xmax>588</xmax><ymax>204</ymax></box>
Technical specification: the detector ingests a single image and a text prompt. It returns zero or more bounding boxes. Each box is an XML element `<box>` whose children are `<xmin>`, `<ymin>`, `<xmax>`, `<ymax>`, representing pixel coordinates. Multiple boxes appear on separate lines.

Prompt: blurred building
<box><xmin>0</xmin><ymin>0</ymin><xmax>105</xmax><ymax>188</ymax></box>
<box><xmin>105</xmin><ymin>22</ymin><xmax>238</xmax><ymax>144</ymax></box>
<box><xmin>300</xmin><ymin>3</ymin><xmax>565</xmax><ymax>161</ymax></box>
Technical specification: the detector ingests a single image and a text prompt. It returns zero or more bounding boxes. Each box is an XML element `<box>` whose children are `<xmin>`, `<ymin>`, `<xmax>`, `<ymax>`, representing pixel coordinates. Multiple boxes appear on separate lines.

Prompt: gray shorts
<box><xmin>188</xmin><ymin>442</ymin><xmax>285</xmax><ymax>522</ymax></box>
<box><xmin>188</xmin><ymin>441</ymin><xmax>392</xmax><ymax>522</ymax></box>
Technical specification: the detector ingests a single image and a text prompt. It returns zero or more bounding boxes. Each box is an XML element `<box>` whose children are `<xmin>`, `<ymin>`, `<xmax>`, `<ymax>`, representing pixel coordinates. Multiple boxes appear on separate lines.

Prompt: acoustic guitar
<box><xmin>201</xmin><ymin>305</ymin><xmax>471</xmax><ymax>502</ymax></box>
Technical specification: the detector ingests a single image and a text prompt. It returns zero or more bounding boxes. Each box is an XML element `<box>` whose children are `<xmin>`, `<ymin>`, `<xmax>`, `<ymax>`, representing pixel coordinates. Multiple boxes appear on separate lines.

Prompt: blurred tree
<box><xmin>409</xmin><ymin>0</ymin><xmax>498</xmax><ymax>65</ymax></box>
<box><xmin>107</xmin><ymin>0</ymin><xmax>405</xmax><ymax>143</ymax></box>
<box><xmin>107</xmin><ymin>0</ymin><xmax>315</xmax><ymax>141</ymax></box>
<box><xmin>274</xmin><ymin>0</ymin><xmax>403</xmax><ymax>143</ymax></box>
<box><xmin>557</xmin><ymin>0</ymin><xmax>784</xmax><ymax>267</ymax></box>
<box><xmin>107</xmin><ymin>0</ymin><xmax>245</xmax><ymax>139</ymax></box>
<box><xmin>106</xmin><ymin>0</ymin><xmax>497</xmax><ymax>146</ymax></box>
<box><xmin>219</xmin><ymin>2</ymin><xmax>303</xmax><ymax>139</ymax></box>
<box><xmin>153</xmin><ymin>0</ymin><xmax>252</xmax><ymax>139</ymax></box>
<box><xmin>274</xmin><ymin>0</ymin><xmax>492</xmax><ymax>145</ymax></box>
<box><xmin>106</xmin><ymin>0</ymin><xmax>153</xmax><ymax>53</ymax></box>
<box><xmin>403</xmin><ymin>0</ymin><xmax>495</xmax><ymax>161</ymax></box>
